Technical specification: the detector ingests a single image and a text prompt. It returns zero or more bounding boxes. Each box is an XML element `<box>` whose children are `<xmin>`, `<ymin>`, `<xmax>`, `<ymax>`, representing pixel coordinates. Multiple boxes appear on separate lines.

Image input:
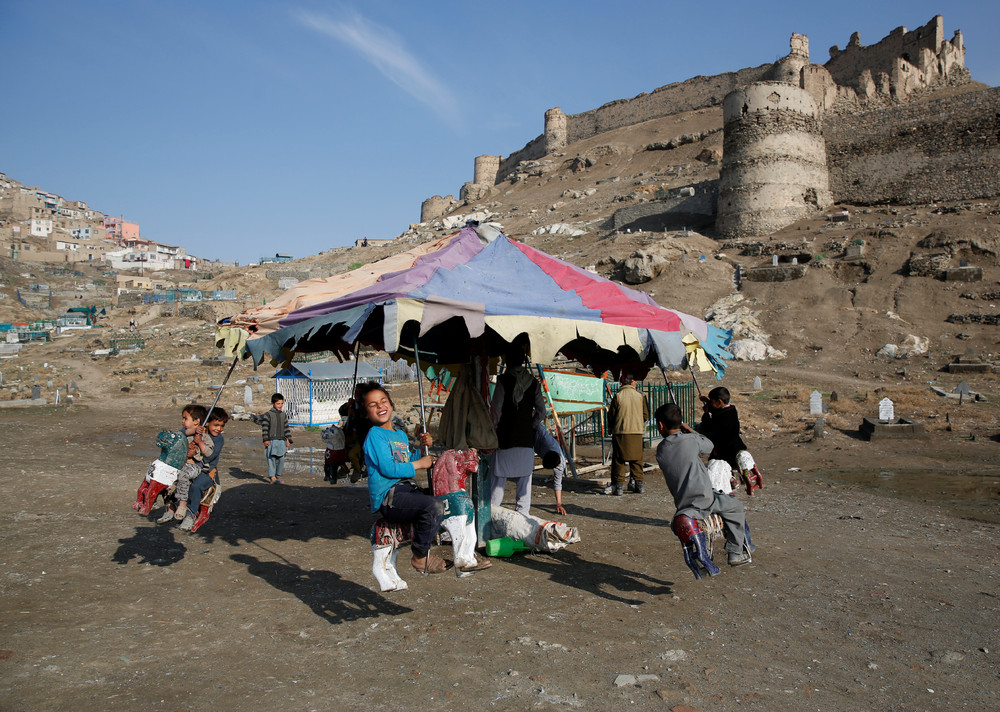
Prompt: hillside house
<box><xmin>104</xmin><ymin>217</ymin><xmax>140</xmax><ymax>242</ymax></box>
<box><xmin>29</xmin><ymin>219</ymin><xmax>53</xmax><ymax>237</ymax></box>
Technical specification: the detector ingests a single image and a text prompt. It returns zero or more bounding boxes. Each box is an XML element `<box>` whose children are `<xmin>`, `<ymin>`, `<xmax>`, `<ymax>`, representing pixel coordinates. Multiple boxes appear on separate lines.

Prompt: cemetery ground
<box><xmin>1</xmin><ymin>357</ymin><xmax>999</xmax><ymax>711</ymax></box>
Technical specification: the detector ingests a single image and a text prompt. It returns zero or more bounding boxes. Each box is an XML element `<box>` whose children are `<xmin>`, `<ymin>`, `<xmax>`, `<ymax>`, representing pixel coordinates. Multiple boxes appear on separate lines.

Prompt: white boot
<box><xmin>372</xmin><ymin>545</ymin><xmax>407</xmax><ymax>592</ymax></box>
<box><xmin>442</xmin><ymin>516</ymin><xmax>477</xmax><ymax>570</ymax></box>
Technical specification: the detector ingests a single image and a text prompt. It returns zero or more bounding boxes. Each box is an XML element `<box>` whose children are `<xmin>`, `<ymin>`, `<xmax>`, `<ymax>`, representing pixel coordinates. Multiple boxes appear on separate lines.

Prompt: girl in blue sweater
<box><xmin>360</xmin><ymin>382</ymin><xmax>452</xmax><ymax>574</ymax></box>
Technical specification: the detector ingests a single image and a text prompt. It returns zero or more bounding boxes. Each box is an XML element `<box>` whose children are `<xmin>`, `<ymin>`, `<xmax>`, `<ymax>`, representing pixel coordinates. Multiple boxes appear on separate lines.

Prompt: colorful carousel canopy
<box><xmin>217</xmin><ymin>226</ymin><xmax>731</xmax><ymax>378</ymax></box>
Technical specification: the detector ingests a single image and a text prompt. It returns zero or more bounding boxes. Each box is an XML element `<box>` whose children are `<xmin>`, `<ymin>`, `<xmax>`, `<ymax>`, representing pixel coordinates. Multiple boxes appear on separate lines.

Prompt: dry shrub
<box><xmin>823</xmin><ymin>412</ymin><xmax>853</xmax><ymax>431</ymax></box>
<box><xmin>852</xmin><ymin>386</ymin><xmax>938</xmax><ymax>415</ymax></box>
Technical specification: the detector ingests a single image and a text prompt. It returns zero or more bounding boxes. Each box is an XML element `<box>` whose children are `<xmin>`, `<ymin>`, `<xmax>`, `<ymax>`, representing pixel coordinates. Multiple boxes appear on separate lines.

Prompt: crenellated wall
<box><xmin>825</xmin><ymin>15</ymin><xmax>967</xmax><ymax>101</ymax></box>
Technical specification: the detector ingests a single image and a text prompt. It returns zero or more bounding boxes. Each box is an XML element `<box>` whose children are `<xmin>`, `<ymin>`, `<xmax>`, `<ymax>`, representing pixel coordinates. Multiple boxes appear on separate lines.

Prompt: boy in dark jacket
<box><xmin>697</xmin><ymin>386</ymin><xmax>746</xmax><ymax>469</ymax></box>
<box><xmin>698</xmin><ymin>386</ymin><xmax>763</xmax><ymax>495</ymax></box>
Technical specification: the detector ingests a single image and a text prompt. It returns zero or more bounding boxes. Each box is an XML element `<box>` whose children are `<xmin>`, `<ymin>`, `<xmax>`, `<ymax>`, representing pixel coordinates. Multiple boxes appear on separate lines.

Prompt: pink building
<box><xmin>104</xmin><ymin>216</ymin><xmax>140</xmax><ymax>243</ymax></box>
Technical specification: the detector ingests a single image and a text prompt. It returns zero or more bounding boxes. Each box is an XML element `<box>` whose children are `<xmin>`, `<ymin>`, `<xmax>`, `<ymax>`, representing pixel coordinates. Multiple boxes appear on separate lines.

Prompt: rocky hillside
<box><xmin>2</xmin><ymin>78</ymin><xmax>1000</xmax><ymax>450</ymax></box>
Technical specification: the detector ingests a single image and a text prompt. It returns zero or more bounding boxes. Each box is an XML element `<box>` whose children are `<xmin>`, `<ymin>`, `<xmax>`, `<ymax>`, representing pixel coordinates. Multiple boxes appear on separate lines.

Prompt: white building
<box><xmin>29</xmin><ymin>219</ymin><xmax>53</xmax><ymax>237</ymax></box>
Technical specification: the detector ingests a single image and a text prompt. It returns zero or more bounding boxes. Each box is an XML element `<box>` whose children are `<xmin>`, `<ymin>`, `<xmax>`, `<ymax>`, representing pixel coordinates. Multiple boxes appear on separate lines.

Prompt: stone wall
<box><xmin>564</xmin><ymin>65</ymin><xmax>774</xmax><ymax>146</ymax></box>
<box><xmin>421</xmin><ymin>194</ymin><xmax>458</xmax><ymax>223</ymax></box>
<box><xmin>264</xmin><ymin>269</ymin><xmax>312</xmax><ymax>282</ymax></box>
<box><xmin>497</xmin><ymin>134</ymin><xmax>547</xmax><ymax>184</ymax></box>
<box><xmin>825</xmin><ymin>87</ymin><xmax>1000</xmax><ymax>204</ymax></box>
<box><xmin>494</xmin><ymin>65</ymin><xmax>774</xmax><ymax>184</ymax></box>
<box><xmin>607</xmin><ymin>181</ymin><xmax>718</xmax><ymax>232</ymax></box>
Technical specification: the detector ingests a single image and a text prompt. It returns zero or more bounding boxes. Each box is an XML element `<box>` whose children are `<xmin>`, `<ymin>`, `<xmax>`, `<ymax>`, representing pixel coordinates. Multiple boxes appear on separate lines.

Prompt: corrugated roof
<box><xmin>282</xmin><ymin>361</ymin><xmax>383</xmax><ymax>381</ymax></box>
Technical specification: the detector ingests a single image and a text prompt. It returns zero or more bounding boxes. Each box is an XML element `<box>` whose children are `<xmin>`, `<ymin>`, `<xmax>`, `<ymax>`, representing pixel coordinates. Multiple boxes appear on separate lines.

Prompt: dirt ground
<box><xmin>2</xmin><ymin>368</ymin><xmax>999</xmax><ymax>712</ymax></box>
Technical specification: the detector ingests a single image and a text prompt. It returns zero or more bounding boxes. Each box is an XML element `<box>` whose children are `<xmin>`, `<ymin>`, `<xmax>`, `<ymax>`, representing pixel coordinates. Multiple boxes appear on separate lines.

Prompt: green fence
<box><xmin>572</xmin><ymin>380</ymin><xmax>698</xmax><ymax>447</ymax></box>
<box><xmin>109</xmin><ymin>336</ymin><xmax>146</xmax><ymax>354</ymax></box>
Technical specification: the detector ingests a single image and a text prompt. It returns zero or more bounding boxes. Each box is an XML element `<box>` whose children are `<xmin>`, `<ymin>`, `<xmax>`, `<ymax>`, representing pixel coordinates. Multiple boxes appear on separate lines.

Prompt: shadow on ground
<box><xmin>230</xmin><ymin>552</ymin><xmax>412</xmax><ymax>624</ymax></box>
<box><xmin>507</xmin><ymin>549</ymin><xmax>673</xmax><ymax>605</ymax></box>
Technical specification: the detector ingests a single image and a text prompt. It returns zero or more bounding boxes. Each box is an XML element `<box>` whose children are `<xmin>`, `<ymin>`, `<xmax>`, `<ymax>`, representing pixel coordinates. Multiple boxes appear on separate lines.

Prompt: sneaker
<box><xmin>179</xmin><ymin>515</ymin><xmax>195</xmax><ymax>531</ymax></box>
<box><xmin>728</xmin><ymin>551</ymin><xmax>752</xmax><ymax>566</ymax></box>
<box><xmin>603</xmin><ymin>484</ymin><xmax>623</xmax><ymax>496</ymax></box>
<box><xmin>633</xmin><ymin>481</ymin><xmax>645</xmax><ymax>494</ymax></box>
<box><xmin>156</xmin><ymin>509</ymin><xmax>176</xmax><ymax>524</ymax></box>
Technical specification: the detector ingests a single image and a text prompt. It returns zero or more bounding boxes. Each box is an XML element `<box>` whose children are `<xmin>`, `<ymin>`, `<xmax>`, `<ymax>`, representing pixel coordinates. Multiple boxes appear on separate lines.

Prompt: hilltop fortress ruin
<box><xmin>422</xmin><ymin>15</ymin><xmax>998</xmax><ymax>239</ymax></box>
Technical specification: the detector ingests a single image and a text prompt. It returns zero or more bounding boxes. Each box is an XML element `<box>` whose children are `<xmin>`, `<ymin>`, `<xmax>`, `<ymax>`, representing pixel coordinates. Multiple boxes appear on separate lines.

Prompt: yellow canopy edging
<box><xmin>682</xmin><ymin>334</ymin><xmax>715</xmax><ymax>373</ymax></box>
<box><xmin>215</xmin><ymin>326</ymin><xmax>250</xmax><ymax>359</ymax></box>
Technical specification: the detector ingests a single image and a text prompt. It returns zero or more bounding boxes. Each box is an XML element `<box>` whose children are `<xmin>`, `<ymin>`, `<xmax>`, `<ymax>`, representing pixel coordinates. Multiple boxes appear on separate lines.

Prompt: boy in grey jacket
<box><xmin>257</xmin><ymin>393</ymin><xmax>292</xmax><ymax>483</ymax></box>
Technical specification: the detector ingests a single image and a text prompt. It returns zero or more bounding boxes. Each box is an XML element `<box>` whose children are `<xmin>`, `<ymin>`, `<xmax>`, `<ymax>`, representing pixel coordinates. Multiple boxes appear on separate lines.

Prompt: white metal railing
<box><xmin>366</xmin><ymin>356</ymin><xmax>418</xmax><ymax>384</ymax></box>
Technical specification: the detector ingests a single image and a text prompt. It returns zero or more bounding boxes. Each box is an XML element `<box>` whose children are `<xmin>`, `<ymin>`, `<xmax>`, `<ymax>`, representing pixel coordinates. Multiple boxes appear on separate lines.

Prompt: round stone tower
<box><xmin>716</xmin><ymin>81</ymin><xmax>832</xmax><ymax>239</ymax></box>
<box><xmin>473</xmin><ymin>154</ymin><xmax>501</xmax><ymax>186</ymax></box>
<box><xmin>767</xmin><ymin>33</ymin><xmax>810</xmax><ymax>85</ymax></box>
<box><xmin>544</xmin><ymin>107</ymin><xmax>568</xmax><ymax>153</ymax></box>
<box><xmin>421</xmin><ymin>195</ymin><xmax>457</xmax><ymax>224</ymax></box>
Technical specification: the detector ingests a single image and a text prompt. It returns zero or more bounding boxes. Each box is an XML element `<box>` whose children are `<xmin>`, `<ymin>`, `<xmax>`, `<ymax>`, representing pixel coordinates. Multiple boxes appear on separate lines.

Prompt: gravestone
<box><xmin>771</xmin><ymin>255</ymin><xmax>778</xmax><ymax>266</ymax></box>
<box><xmin>31</xmin><ymin>385</ymin><xmax>41</xmax><ymax>400</ymax></box>
<box><xmin>244</xmin><ymin>385</ymin><xmax>253</xmax><ymax>406</ymax></box>
<box><xmin>47</xmin><ymin>380</ymin><xmax>53</xmax><ymax>388</ymax></box>
<box><xmin>54</xmin><ymin>389</ymin><xmax>60</xmax><ymax>405</ymax></box>
<box><xmin>809</xmin><ymin>390</ymin><xmax>823</xmax><ymax>416</ymax></box>
<box><xmin>69</xmin><ymin>380</ymin><xmax>77</xmax><ymax>393</ymax></box>
<box><xmin>830</xmin><ymin>390</ymin><xmax>838</xmax><ymax>402</ymax></box>
<box><xmin>878</xmin><ymin>397</ymin><xmax>894</xmax><ymax>422</ymax></box>
<box><xmin>954</xmin><ymin>381</ymin><xmax>972</xmax><ymax>395</ymax></box>
<box><xmin>753</xmin><ymin>376</ymin><xmax>762</xmax><ymax>390</ymax></box>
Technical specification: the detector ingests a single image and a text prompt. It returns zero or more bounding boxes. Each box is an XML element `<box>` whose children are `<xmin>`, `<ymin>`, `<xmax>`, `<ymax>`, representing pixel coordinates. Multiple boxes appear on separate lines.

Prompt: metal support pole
<box><xmin>413</xmin><ymin>341</ymin><xmax>431</xmax><ymax>493</ymax></box>
<box><xmin>205</xmin><ymin>355</ymin><xmax>239</xmax><ymax>424</ymax></box>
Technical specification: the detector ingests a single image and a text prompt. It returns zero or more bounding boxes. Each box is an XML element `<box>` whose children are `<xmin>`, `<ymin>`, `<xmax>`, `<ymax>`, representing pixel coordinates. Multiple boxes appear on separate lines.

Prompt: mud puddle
<box><xmin>815</xmin><ymin>467</ymin><xmax>1000</xmax><ymax>523</ymax></box>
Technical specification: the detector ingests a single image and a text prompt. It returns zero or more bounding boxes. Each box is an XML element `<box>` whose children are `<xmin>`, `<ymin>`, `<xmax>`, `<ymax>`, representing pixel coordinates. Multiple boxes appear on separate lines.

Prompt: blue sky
<box><xmin>2</xmin><ymin>1</ymin><xmax>997</xmax><ymax>265</ymax></box>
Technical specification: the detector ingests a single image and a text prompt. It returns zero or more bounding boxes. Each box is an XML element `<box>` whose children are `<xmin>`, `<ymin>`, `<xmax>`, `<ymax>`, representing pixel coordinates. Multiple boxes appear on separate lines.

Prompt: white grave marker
<box><xmin>878</xmin><ymin>397</ymin><xmax>894</xmax><ymax>422</ymax></box>
<box><xmin>753</xmin><ymin>376</ymin><xmax>762</xmax><ymax>390</ymax></box>
<box><xmin>809</xmin><ymin>390</ymin><xmax>823</xmax><ymax>415</ymax></box>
